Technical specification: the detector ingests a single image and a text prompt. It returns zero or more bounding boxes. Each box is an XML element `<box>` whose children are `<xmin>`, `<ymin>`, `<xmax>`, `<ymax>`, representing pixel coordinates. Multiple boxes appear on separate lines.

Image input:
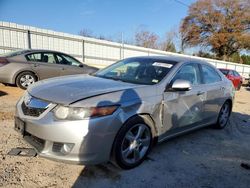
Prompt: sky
<box><xmin>0</xmin><ymin>0</ymin><xmax>196</xmax><ymax>43</ymax></box>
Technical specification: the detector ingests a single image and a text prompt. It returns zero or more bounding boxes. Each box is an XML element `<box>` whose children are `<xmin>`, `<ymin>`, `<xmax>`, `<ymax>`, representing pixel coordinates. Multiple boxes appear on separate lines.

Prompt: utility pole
<box><xmin>121</xmin><ymin>32</ymin><xmax>124</xmax><ymax>59</ymax></box>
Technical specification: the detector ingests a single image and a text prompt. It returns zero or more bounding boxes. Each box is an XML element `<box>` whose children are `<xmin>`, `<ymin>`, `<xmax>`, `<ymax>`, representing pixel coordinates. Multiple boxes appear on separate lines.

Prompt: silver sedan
<box><xmin>0</xmin><ymin>49</ymin><xmax>98</xmax><ymax>89</ymax></box>
<box><xmin>14</xmin><ymin>56</ymin><xmax>235</xmax><ymax>169</ymax></box>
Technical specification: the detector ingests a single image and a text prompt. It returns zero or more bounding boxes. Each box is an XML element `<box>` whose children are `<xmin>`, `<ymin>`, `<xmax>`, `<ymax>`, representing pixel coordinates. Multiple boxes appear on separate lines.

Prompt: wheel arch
<box><xmin>110</xmin><ymin>113</ymin><xmax>158</xmax><ymax>168</ymax></box>
<box><xmin>123</xmin><ymin>113</ymin><xmax>158</xmax><ymax>141</ymax></box>
<box><xmin>110</xmin><ymin>113</ymin><xmax>158</xmax><ymax>159</ymax></box>
<box><xmin>14</xmin><ymin>70</ymin><xmax>39</xmax><ymax>85</ymax></box>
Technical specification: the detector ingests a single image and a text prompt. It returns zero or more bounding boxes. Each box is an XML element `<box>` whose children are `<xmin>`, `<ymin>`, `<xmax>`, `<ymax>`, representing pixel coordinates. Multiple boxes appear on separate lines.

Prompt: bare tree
<box><xmin>79</xmin><ymin>29</ymin><xmax>94</xmax><ymax>38</ymax></box>
<box><xmin>135</xmin><ymin>29</ymin><xmax>159</xmax><ymax>49</ymax></box>
<box><xmin>79</xmin><ymin>28</ymin><xmax>117</xmax><ymax>42</ymax></box>
<box><xmin>180</xmin><ymin>0</ymin><xmax>250</xmax><ymax>60</ymax></box>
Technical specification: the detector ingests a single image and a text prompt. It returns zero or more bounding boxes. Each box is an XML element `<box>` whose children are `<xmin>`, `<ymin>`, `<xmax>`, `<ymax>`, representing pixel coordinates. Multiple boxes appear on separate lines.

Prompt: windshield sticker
<box><xmin>153</xmin><ymin>62</ymin><xmax>173</xmax><ymax>68</ymax></box>
<box><xmin>152</xmin><ymin>79</ymin><xmax>159</xmax><ymax>83</ymax></box>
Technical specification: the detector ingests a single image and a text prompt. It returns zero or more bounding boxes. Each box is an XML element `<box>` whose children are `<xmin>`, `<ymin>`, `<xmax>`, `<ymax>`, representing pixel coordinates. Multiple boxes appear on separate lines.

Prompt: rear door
<box><xmin>26</xmin><ymin>52</ymin><xmax>61</xmax><ymax>80</ymax></box>
<box><xmin>227</xmin><ymin>70</ymin><xmax>236</xmax><ymax>87</ymax></box>
<box><xmin>55</xmin><ymin>53</ymin><xmax>87</xmax><ymax>76</ymax></box>
<box><xmin>200</xmin><ymin>64</ymin><xmax>225</xmax><ymax>122</ymax></box>
<box><xmin>233</xmin><ymin>71</ymin><xmax>241</xmax><ymax>88</ymax></box>
<box><xmin>162</xmin><ymin>63</ymin><xmax>205</xmax><ymax>133</ymax></box>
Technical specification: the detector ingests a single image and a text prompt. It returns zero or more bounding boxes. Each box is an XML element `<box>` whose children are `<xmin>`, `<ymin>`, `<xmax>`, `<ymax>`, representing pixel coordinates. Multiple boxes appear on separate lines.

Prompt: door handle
<box><xmin>33</xmin><ymin>64</ymin><xmax>39</xmax><ymax>67</ymax></box>
<box><xmin>197</xmin><ymin>91</ymin><xmax>205</xmax><ymax>96</ymax></box>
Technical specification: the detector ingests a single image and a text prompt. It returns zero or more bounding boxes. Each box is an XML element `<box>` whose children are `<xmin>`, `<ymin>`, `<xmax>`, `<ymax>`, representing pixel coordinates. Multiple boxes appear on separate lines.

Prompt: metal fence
<box><xmin>0</xmin><ymin>21</ymin><xmax>250</xmax><ymax>78</ymax></box>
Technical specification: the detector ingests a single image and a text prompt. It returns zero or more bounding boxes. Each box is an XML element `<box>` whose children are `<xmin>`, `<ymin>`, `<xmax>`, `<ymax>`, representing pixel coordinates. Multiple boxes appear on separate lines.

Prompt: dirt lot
<box><xmin>0</xmin><ymin>84</ymin><xmax>250</xmax><ymax>188</ymax></box>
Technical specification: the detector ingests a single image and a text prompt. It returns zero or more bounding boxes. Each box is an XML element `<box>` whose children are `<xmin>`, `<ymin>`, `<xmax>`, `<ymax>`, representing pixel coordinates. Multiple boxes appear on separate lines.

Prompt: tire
<box><xmin>16</xmin><ymin>71</ymin><xmax>37</xmax><ymax>90</ymax></box>
<box><xmin>112</xmin><ymin>116</ymin><xmax>154</xmax><ymax>169</ymax></box>
<box><xmin>214</xmin><ymin>101</ymin><xmax>231</xmax><ymax>129</ymax></box>
<box><xmin>237</xmin><ymin>83</ymin><xmax>242</xmax><ymax>91</ymax></box>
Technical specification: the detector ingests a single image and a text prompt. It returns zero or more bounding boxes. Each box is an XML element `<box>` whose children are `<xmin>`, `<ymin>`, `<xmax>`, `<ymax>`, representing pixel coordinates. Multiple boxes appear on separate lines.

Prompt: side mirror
<box><xmin>170</xmin><ymin>79</ymin><xmax>191</xmax><ymax>91</ymax></box>
<box><xmin>79</xmin><ymin>64</ymin><xmax>84</xmax><ymax>68</ymax></box>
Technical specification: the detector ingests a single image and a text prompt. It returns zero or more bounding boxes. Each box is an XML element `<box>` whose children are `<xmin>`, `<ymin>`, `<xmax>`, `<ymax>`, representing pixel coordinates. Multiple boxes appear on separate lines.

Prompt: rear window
<box><xmin>26</xmin><ymin>53</ymin><xmax>42</xmax><ymax>62</ymax></box>
<box><xmin>202</xmin><ymin>65</ymin><xmax>222</xmax><ymax>84</ymax></box>
<box><xmin>219</xmin><ymin>69</ymin><xmax>229</xmax><ymax>75</ymax></box>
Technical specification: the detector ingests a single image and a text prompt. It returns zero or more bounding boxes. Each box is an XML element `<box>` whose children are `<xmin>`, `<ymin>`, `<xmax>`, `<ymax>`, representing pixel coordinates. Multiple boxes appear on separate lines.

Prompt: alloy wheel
<box><xmin>20</xmin><ymin>74</ymin><xmax>35</xmax><ymax>88</ymax></box>
<box><xmin>121</xmin><ymin>123</ymin><xmax>151</xmax><ymax>164</ymax></box>
<box><xmin>218</xmin><ymin>102</ymin><xmax>230</xmax><ymax>128</ymax></box>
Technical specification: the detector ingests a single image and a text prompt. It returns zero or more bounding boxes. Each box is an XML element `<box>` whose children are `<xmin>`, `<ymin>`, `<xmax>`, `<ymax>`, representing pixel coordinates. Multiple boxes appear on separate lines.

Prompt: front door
<box><xmin>55</xmin><ymin>53</ymin><xmax>86</xmax><ymax>76</ymax></box>
<box><xmin>162</xmin><ymin>63</ymin><xmax>205</xmax><ymax>134</ymax></box>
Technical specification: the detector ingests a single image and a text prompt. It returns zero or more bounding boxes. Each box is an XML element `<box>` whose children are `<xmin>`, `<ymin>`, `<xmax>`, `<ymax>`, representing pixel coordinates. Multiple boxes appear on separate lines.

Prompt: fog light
<box><xmin>60</xmin><ymin>143</ymin><xmax>74</xmax><ymax>155</ymax></box>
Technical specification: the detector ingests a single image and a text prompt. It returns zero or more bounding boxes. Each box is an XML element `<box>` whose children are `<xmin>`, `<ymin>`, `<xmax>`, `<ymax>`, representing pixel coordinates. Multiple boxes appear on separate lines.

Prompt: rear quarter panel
<box><xmin>0</xmin><ymin>61</ymin><xmax>34</xmax><ymax>84</ymax></box>
<box><xmin>10</xmin><ymin>62</ymin><xmax>37</xmax><ymax>84</ymax></box>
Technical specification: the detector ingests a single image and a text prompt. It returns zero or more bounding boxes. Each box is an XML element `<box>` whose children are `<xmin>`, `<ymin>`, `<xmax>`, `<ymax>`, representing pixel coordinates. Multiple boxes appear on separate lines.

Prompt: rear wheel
<box><xmin>16</xmin><ymin>71</ymin><xmax>37</xmax><ymax>90</ymax></box>
<box><xmin>237</xmin><ymin>83</ymin><xmax>242</xmax><ymax>90</ymax></box>
<box><xmin>214</xmin><ymin>101</ymin><xmax>231</xmax><ymax>129</ymax></box>
<box><xmin>112</xmin><ymin>117</ymin><xmax>153</xmax><ymax>169</ymax></box>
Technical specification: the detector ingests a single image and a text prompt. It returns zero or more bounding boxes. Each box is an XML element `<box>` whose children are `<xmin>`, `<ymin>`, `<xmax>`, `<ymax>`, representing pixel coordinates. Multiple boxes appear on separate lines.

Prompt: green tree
<box><xmin>196</xmin><ymin>50</ymin><xmax>216</xmax><ymax>59</ymax></box>
<box><xmin>164</xmin><ymin>41</ymin><xmax>176</xmax><ymax>52</ymax></box>
<box><xmin>230</xmin><ymin>52</ymin><xmax>241</xmax><ymax>63</ymax></box>
<box><xmin>161</xmin><ymin>30</ymin><xmax>177</xmax><ymax>52</ymax></box>
<box><xmin>241</xmin><ymin>54</ymin><xmax>250</xmax><ymax>65</ymax></box>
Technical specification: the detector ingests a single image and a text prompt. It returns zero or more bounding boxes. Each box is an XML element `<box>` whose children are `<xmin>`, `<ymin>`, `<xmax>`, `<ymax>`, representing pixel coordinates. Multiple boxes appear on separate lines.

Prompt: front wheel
<box><xmin>112</xmin><ymin>117</ymin><xmax>153</xmax><ymax>169</ymax></box>
<box><xmin>214</xmin><ymin>101</ymin><xmax>231</xmax><ymax>129</ymax></box>
<box><xmin>16</xmin><ymin>72</ymin><xmax>37</xmax><ymax>90</ymax></box>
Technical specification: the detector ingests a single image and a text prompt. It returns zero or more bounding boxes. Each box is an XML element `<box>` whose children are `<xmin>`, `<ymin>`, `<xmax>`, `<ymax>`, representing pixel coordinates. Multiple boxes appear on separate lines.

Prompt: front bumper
<box><xmin>15</xmin><ymin>97</ymin><xmax>122</xmax><ymax>165</ymax></box>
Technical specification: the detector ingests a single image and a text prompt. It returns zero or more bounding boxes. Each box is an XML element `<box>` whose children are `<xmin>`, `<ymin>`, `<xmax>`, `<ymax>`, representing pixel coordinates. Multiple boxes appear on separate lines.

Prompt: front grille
<box><xmin>21</xmin><ymin>102</ymin><xmax>46</xmax><ymax>117</ymax></box>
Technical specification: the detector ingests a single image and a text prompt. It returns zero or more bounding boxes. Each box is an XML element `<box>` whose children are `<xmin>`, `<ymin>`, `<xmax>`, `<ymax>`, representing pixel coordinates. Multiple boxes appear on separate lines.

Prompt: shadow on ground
<box><xmin>72</xmin><ymin>111</ymin><xmax>250</xmax><ymax>188</ymax></box>
<box><xmin>0</xmin><ymin>91</ymin><xmax>7</xmax><ymax>97</ymax></box>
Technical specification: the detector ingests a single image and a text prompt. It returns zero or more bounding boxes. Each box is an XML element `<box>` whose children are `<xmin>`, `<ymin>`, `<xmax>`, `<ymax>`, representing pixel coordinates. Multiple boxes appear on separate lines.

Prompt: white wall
<box><xmin>0</xmin><ymin>21</ymin><xmax>250</xmax><ymax>78</ymax></box>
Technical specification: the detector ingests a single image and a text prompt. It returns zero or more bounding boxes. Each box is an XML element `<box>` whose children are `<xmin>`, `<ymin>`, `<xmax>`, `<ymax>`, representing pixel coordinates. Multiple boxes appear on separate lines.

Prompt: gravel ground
<box><xmin>0</xmin><ymin>84</ymin><xmax>250</xmax><ymax>188</ymax></box>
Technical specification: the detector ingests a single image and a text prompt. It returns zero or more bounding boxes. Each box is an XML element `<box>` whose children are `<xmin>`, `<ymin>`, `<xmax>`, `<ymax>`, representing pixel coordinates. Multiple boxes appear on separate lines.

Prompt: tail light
<box><xmin>0</xmin><ymin>57</ymin><xmax>9</xmax><ymax>67</ymax></box>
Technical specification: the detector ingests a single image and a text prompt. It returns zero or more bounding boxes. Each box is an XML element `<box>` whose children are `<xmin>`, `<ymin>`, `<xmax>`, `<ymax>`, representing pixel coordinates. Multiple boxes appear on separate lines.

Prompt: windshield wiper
<box><xmin>94</xmin><ymin>75</ymin><xmax>145</xmax><ymax>84</ymax></box>
<box><xmin>95</xmin><ymin>75</ymin><xmax>118</xmax><ymax>80</ymax></box>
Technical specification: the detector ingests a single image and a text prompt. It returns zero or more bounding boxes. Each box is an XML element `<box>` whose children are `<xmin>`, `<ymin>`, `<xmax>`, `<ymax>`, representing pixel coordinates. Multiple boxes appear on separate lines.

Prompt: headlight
<box><xmin>53</xmin><ymin>105</ymin><xmax>119</xmax><ymax>120</ymax></box>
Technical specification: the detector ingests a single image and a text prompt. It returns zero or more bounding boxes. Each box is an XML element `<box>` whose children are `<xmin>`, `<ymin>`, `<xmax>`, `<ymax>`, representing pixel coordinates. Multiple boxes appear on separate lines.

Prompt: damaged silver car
<box><xmin>15</xmin><ymin>56</ymin><xmax>234</xmax><ymax>169</ymax></box>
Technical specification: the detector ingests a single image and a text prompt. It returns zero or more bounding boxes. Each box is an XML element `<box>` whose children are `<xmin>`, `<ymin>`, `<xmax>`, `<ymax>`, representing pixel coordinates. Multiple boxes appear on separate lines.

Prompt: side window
<box><xmin>42</xmin><ymin>53</ymin><xmax>56</xmax><ymax>64</ymax></box>
<box><xmin>56</xmin><ymin>54</ymin><xmax>81</xmax><ymax>66</ymax></box>
<box><xmin>56</xmin><ymin>55</ymin><xmax>64</xmax><ymax>64</ymax></box>
<box><xmin>233</xmin><ymin>71</ymin><xmax>240</xmax><ymax>77</ymax></box>
<box><xmin>172</xmin><ymin>64</ymin><xmax>201</xmax><ymax>85</ymax></box>
<box><xmin>26</xmin><ymin>53</ymin><xmax>42</xmax><ymax>62</ymax></box>
<box><xmin>201</xmin><ymin>65</ymin><xmax>222</xmax><ymax>84</ymax></box>
<box><xmin>228</xmin><ymin>70</ymin><xmax>233</xmax><ymax>76</ymax></box>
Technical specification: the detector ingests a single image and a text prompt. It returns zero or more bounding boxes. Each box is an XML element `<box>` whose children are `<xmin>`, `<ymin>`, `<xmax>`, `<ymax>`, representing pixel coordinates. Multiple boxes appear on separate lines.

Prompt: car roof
<box><xmin>127</xmin><ymin>55</ymin><xmax>210</xmax><ymax>65</ymax></box>
<box><xmin>21</xmin><ymin>49</ymin><xmax>67</xmax><ymax>54</ymax></box>
<box><xmin>16</xmin><ymin>49</ymin><xmax>79</xmax><ymax>60</ymax></box>
<box><xmin>219</xmin><ymin>68</ymin><xmax>232</xmax><ymax>71</ymax></box>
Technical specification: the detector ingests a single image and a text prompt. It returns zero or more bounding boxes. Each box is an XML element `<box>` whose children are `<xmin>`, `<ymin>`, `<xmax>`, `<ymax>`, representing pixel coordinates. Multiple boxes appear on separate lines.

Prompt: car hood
<box><xmin>28</xmin><ymin>75</ymin><xmax>141</xmax><ymax>105</ymax></box>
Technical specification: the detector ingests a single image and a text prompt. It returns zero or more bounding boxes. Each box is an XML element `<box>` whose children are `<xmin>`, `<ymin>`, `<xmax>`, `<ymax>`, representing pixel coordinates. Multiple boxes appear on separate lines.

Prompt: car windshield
<box><xmin>1</xmin><ymin>50</ymin><xmax>30</xmax><ymax>57</ymax></box>
<box><xmin>94</xmin><ymin>58</ymin><xmax>176</xmax><ymax>85</ymax></box>
<box><xmin>219</xmin><ymin>69</ymin><xmax>229</xmax><ymax>75</ymax></box>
